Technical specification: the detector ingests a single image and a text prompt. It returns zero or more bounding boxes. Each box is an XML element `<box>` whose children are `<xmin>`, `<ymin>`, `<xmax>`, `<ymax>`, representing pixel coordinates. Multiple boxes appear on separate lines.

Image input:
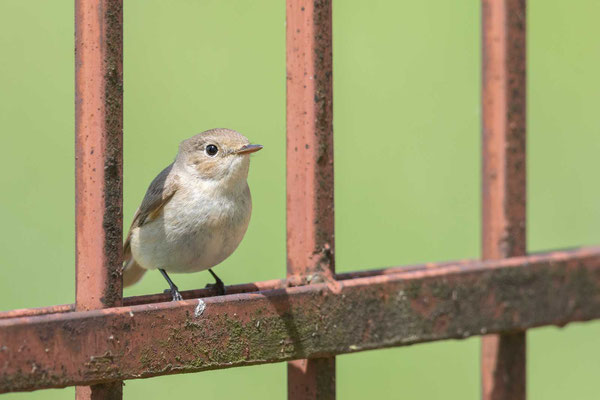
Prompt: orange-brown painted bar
<box><xmin>0</xmin><ymin>262</ymin><xmax>468</xmax><ymax>320</ymax></box>
<box><xmin>286</xmin><ymin>0</ymin><xmax>335</xmax><ymax>399</ymax></box>
<box><xmin>1</xmin><ymin>247</ymin><xmax>599</xmax><ymax>394</ymax></box>
<box><xmin>481</xmin><ymin>0</ymin><xmax>527</xmax><ymax>399</ymax></box>
<box><xmin>75</xmin><ymin>0</ymin><xmax>123</xmax><ymax>398</ymax></box>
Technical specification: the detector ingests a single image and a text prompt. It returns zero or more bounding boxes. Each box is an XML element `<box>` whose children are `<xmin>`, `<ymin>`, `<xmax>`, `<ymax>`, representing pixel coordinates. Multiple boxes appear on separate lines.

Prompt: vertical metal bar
<box><xmin>286</xmin><ymin>0</ymin><xmax>335</xmax><ymax>399</ymax></box>
<box><xmin>481</xmin><ymin>1</ymin><xmax>526</xmax><ymax>400</ymax></box>
<box><xmin>75</xmin><ymin>0</ymin><xmax>123</xmax><ymax>399</ymax></box>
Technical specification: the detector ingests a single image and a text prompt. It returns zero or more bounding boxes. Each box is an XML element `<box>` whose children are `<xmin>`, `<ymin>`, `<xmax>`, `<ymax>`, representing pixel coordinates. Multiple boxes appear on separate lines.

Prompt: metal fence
<box><xmin>1</xmin><ymin>0</ymin><xmax>599</xmax><ymax>399</ymax></box>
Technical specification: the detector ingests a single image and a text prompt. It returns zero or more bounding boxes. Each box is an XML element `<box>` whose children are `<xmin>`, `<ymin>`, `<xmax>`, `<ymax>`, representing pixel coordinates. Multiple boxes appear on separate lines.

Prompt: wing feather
<box><xmin>123</xmin><ymin>163</ymin><xmax>179</xmax><ymax>261</ymax></box>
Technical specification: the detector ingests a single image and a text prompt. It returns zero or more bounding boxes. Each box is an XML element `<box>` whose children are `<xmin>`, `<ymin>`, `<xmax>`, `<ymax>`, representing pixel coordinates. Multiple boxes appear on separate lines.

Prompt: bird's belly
<box><xmin>130</xmin><ymin>190</ymin><xmax>251</xmax><ymax>273</ymax></box>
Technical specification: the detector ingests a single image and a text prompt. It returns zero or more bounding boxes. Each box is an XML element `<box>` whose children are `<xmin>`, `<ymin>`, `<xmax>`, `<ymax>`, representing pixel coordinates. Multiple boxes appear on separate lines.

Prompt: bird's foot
<box><xmin>159</xmin><ymin>269</ymin><xmax>183</xmax><ymax>301</ymax></box>
<box><xmin>164</xmin><ymin>287</ymin><xmax>183</xmax><ymax>301</ymax></box>
<box><xmin>206</xmin><ymin>269</ymin><xmax>226</xmax><ymax>295</ymax></box>
<box><xmin>205</xmin><ymin>280</ymin><xmax>225</xmax><ymax>296</ymax></box>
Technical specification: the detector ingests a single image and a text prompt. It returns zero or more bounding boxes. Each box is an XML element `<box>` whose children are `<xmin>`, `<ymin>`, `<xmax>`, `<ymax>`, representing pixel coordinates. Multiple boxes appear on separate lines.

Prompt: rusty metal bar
<box><xmin>0</xmin><ymin>261</ymin><xmax>471</xmax><ymax>320</ymax></box>
<box><xmin>481</xmin><ymin>1</ymin><xmax>527</xmax><ymax>399</ymax></box>
<box><xmin>286</xmin><ymin>0</ymin><xmax>335</xmax><ymax>398</ymax></box>
<box><xmin>75</xmin><ymin>0</ymin><xmax>123</xmax><ymax>399</ymax></box>
<box><xmin>1</xmin><ymin>247</ymin><xmax>599</xmax><ymax>393</ymax></box>
<box><xmin>0</xmin><ymin>253</ymin><xmax>557</xmax><ymax>320</ymax></box>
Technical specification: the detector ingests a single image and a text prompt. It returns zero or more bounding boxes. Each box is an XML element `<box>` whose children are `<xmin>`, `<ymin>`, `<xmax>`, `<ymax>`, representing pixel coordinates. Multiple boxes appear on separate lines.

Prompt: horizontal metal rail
<box><xmin>0</xmin><ymin>264</ymin><xmax>466</xmax><ymax>320</ymax></box>
<box><xmin>1</xmin><ymin>246</ymin><xmax>599</xmax><ymax>393</ymax></box>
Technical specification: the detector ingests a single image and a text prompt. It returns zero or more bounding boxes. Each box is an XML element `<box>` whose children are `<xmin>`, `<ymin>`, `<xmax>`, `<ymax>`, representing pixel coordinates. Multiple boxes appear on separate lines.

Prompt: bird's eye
<box><xmin>205</xmin><ymin>144</ymin><xmax>218</xmax><ymax>156</ymax></box>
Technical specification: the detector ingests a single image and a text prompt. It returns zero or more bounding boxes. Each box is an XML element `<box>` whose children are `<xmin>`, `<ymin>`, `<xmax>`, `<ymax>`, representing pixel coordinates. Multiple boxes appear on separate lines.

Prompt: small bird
<box><xmin>122</xmin><ymin>128</ymin><xmax>262</xmax><ymax>300</ymax></box>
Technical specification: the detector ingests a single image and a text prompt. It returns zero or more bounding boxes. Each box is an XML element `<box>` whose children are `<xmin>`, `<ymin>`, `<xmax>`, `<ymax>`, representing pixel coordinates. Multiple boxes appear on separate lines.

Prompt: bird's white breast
<box><xmin>130</xmin><ymin>177</ymin><xmax>252</xmax><ymax>273</ymax></box>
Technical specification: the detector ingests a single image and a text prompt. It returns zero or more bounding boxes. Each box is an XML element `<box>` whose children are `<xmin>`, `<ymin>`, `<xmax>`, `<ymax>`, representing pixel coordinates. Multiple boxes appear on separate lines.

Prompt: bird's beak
<box><xmin>236</xmin><ymin>144</ymin><xmax>263</xmax><ymax>155</ymax></box>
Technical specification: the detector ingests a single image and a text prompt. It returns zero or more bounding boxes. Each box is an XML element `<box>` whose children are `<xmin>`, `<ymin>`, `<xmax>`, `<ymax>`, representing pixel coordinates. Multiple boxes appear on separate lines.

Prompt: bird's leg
<box><xmin>159</xmin><ymin>269</ymin><xmax>183</xmax><ymax>301</ymax></box>
<box><xmin>206</xmin><ymin>268</ymin><xmax>226</xmax><ymax>295</ymax></box>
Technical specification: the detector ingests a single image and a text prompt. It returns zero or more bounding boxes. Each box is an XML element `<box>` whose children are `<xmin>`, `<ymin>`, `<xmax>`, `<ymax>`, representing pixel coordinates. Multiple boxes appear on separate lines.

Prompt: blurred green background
<box><xmin>1</xmin><ymin>0</ymin><xmax>599</xmax><ymax>398</ymax></box>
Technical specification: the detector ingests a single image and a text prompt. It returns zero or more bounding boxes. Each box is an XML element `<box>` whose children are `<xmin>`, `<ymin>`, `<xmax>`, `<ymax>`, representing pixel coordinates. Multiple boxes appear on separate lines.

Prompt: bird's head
<box><xmin>176</xmin><ymin>128</ymin><xmax>262</xmax><ymax>186</ymax></box>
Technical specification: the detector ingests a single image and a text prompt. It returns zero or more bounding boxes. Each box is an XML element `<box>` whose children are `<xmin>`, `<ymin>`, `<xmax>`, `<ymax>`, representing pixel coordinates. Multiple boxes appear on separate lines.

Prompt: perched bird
<box><xmin>122</xmin><ymin>128</ymin><xmax>262</xmax><ymax>300</ymax></box>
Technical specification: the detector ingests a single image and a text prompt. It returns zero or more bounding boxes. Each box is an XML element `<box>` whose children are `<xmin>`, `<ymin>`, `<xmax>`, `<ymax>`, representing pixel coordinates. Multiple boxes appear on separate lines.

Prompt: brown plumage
<box><xmin>122</xmin><ymin>164</ymin><xmax>179</xmax><ymax>286</ymax></box>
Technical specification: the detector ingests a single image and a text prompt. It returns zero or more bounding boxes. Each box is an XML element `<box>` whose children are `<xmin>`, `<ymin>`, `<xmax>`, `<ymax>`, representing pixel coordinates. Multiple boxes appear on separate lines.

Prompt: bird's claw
<box><xmin>205</xmin><ymin>281</ymin><xmax>226</xmax><ymax>296</ymax></box>
<box><xmin>164</xmin><ymin>288</ymin><xmax>183</xmax><ymax>301</ymax></box>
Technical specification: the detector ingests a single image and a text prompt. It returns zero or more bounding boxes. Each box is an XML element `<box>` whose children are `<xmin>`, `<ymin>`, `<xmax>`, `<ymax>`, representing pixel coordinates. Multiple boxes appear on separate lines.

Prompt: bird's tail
<box><xmin>122</xmin><ymin>258</ymin><xmax>146</xmax><ymax>287</ymax></box>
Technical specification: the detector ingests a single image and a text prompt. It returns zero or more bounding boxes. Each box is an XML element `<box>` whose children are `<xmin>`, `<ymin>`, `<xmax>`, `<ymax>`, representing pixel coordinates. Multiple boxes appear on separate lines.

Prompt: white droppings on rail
<box><xmin>195</xmin><ymin>299</ymin><xmax>206</xmax><ymax>317</ymax></box>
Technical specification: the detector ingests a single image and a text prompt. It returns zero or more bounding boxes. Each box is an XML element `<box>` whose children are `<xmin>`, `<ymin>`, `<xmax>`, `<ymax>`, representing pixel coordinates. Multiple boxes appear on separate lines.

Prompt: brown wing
<box><xmin>123</xmin><ymin>163</ymin><xmax>179</xmax><ymax>261</ymax></box>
